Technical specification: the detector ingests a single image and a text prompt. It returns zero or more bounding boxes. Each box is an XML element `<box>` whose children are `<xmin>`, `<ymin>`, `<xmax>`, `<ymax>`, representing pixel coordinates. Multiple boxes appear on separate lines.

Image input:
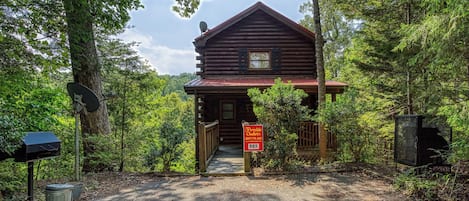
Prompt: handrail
<box><xmin>198</xmin><ymin>120</ymin><xmax>219</xmax><ymax>172</ymax></box>
<box><xmin>204</xmin><ymin>120</ymin><xmax>219</xmax><ymax>128</ymax></box>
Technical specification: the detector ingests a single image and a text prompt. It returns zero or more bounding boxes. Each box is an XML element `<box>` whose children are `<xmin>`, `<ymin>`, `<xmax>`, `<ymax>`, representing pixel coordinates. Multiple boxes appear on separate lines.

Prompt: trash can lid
<box><xmin>46</xmin><ymin>184</ymin><xmax>74</xmax><ymax>190</ymax></box>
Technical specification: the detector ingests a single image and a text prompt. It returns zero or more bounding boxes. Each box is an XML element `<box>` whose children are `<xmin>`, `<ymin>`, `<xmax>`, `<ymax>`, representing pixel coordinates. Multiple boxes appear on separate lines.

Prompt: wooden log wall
<box><xmin>203</xmin><ymin>94</ymin><xmax>257</xmax><ymax>145</ymax></box>
<box><xmin>196</xmin><ymin>10</ymin><xmax>316</xmax><ymax>77</ymax></box>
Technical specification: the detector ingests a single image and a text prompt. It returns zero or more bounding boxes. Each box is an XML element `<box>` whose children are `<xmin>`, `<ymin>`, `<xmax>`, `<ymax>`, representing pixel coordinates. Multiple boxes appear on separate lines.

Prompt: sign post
<box><xmin>243</xmin><ymin>124</ymin><xmax>264</xmax><ymax>152</ymax></box>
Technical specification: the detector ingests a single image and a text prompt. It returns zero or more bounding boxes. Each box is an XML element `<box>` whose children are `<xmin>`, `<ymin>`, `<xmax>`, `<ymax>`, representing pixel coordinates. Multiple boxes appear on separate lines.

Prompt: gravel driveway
<box><xmin>97</xmin><ymin>172</ymin><xmax>407</xmax><ymax>201</ymax></box>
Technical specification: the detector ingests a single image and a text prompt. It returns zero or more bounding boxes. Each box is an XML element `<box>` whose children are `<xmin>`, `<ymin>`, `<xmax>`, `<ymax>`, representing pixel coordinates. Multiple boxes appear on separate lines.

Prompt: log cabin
<box><xmin>184</xmin><ymin>2</ymin><xmax>347</xmax><ymax>172</ymax></box>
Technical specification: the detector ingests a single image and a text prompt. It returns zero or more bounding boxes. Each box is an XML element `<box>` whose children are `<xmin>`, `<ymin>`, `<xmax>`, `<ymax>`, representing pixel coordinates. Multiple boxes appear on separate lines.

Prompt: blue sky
<box><xmin>119</xmin><ymin>0</ymin><xmax>309</xmax><ymax>75</ymax></box>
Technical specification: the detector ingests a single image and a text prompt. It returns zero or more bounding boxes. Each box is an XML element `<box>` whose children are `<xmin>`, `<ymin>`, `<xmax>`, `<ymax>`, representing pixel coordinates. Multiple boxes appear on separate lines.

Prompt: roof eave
<box><xmin>184</xmin><ymin>84</ymin><xmax>347</xmax><ymax>95</ymax></box>
<box><xmin>193</xmin><ymin>1</ymin><xmax>315</xmax><ymax>48</ymax></box>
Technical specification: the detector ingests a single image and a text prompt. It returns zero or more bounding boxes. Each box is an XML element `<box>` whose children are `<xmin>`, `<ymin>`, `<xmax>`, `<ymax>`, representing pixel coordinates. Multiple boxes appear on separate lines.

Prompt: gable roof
<box><xmin>194</xmin><ymin>1</ymin><xmax>315</xmax><ymax>47</ymax></box>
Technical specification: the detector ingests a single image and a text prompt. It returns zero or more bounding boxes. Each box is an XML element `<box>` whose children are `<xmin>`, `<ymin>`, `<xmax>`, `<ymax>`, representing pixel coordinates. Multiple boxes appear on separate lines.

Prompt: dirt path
<box><xmin>93</xmin><ymin>172</ymin><xmax>407</xmax><ymax>201</ymax></box>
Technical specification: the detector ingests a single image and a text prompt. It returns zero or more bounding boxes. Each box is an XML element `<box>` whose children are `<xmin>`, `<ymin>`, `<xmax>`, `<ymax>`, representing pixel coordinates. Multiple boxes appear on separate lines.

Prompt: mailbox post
<box><xmin>243</xmin><ymin>124</ymin><xmax>264</xmax><ymax>173</ymax></box>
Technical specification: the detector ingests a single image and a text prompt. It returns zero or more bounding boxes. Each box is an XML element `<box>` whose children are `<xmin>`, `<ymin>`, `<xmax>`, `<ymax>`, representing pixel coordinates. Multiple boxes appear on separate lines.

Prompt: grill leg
<box><xmin>28</xmin><ymin>161</ymin><xmax>34</xmax><ymax>201</ymax></box>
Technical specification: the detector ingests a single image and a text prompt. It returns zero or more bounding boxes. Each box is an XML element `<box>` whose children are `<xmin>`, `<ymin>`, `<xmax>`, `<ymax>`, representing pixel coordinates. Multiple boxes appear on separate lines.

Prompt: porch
<box><xmin>198</xmin><ymin>120</ymin><xmax>337</xmax><ymax>174</ymax></box>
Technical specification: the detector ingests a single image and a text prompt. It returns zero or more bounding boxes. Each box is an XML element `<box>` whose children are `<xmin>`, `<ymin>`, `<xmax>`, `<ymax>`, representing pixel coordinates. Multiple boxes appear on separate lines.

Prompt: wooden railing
<box><xmin>297</xmin><ymin>122</ymin><xmax>337</xmax><ymax>150</ymax></box>
<box><xmin>198</xmin><ymin>120</ymin><xmax>219</xmax><ymax>172</ymax></box>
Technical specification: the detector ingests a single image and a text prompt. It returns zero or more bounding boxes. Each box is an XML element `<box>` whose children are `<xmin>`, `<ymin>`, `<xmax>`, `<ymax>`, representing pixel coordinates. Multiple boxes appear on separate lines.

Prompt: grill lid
<box><xmin>23</xmin><ymin>132</ymin><xmax>60</xmax><ymax>154</ymax></box>
<box><xmin>0</xmin><ymin>132</ymin><xmax>61</xmax><ymax>162</ymax></box>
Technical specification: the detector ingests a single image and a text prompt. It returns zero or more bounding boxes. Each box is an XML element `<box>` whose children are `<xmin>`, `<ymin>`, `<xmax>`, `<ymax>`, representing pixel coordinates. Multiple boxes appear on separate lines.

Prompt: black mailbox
<box><xmin>0</xmin><ymin>132</ymin><xmax>61</xmax><ymax>162</ymax></box>
<box><xmin>394</xmin><ymin>115</ymin><xmax>449</xmax><ymax>166</ymax></box>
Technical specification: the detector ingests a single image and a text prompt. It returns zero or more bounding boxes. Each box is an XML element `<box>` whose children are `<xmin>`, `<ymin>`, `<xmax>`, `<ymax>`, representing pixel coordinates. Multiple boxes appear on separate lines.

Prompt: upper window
<box><xmin>249</xmin><ymin>51</ymin><xmax>271</xmax><ymax>69</ymax></box>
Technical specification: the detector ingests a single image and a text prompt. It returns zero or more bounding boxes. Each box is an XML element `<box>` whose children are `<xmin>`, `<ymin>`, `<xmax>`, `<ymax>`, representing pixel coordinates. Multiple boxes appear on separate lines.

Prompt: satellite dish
<box><xmin>67</xmin><ymin>82</ymin><xmax>101</xmax><ymax>181</ymax></box>
<box><xmin>67</xmin><ymin>82</ymin><xmax>100</xmax><ymax>112</ymax></box>
<box><xmin>199</xmin><ymin>21</ymin><xmax>208</xmax><ymax>33</ymax></box>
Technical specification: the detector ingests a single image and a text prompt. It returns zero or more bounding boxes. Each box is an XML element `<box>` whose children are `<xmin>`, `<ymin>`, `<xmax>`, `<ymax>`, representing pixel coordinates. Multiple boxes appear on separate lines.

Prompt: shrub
<box><xmin>316</xmin><ymin>89</ymin><xmax>380</xmax><ymax>162</ymax></box>
<box><xmin>248</xmin><ymin>78</ymin><xmax>311</xmax><ymax>171</ymax></box>
<box><xmin>394</xmin><ymin>172</ymin><xmax>439</xmax><ymax>200</ymax></box>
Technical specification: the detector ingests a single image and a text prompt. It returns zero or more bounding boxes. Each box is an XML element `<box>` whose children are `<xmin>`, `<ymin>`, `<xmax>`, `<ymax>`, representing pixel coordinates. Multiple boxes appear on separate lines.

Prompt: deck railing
<box><xmin>297</xmin><ymin>122</ymin><xmax>337</xmax><ymax>150</ymax></box>
<box><xmin>198</xmin><ymin>120</ymin><xmax>219</xmax><ymax>172</ymax></box>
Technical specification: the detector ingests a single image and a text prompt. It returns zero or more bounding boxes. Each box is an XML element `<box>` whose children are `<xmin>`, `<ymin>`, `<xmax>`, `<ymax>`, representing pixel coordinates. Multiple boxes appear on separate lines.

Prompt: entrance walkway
<box><xmin>205</xmin><ymin>145</ymin><xmax>244</xmax><ymax>175</ymax></box>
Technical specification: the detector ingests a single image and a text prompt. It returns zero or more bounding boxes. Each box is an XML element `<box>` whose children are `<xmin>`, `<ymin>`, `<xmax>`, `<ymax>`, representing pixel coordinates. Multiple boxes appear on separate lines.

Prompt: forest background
<box><xmin>1</xmin><ymin>0</ymin><xmax>468</xmax><ymax>200</ymax></box>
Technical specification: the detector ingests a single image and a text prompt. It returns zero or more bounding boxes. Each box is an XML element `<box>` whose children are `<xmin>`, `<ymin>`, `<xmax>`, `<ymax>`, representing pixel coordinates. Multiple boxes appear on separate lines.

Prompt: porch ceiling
<box><xmin>184</xmin><ymin>78</ymin><xmax>347</xmax><ymax>94</ymax></box>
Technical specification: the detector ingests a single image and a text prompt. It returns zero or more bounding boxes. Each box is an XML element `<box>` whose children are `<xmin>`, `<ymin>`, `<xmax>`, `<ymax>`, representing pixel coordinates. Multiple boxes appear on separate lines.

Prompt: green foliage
<box><xmin>248</xmin><ymin>78</ymin><xmax>310</xmax><ymax>171</ymax></box>
<box><xmin>0</xmin><ymin>0</ymin><xmax>70</xmax><ymax>74</ymax></box>
<box><xmin>143</xmin><ymin>94</ymin><xmax>194</xmax><ymax>173</ymax></box>
<box><xmin>394</xmin><ymin>172</ymin><xmax>439</xmax><ymax>200</ymax></box>
<box><xmin>261</xmin><ymin>129</ymin><xmax>300</xmax><ymax>171</ymax></box>
<box><xmin>172</xmin><ymin>139</ymin><xmax>196</xmax><ymax>173</ymax></box>
<box><xmin>172</xmin><ymin>0</ymin><xmax>200</xmax><ymax>18</ymax></box>
<box><xmin>300</xmin><ymin>0</ymin><xmax>355</xmax><ymax>79</ymax></box>
<box><xmin>395</xmin><ymin>0</ymin><xmax>469</xmax><ymax>163</ymax></box>
<box><xmin>0</xmin><ymin>114</ymin><xmax>24</xmax><ymax>154</ymax></box>
<box><xmin>0</xmin><ymin>162</ymin><xmax>27</xmax><ymax>200</ymax></box>
<box><xmin>90</xmin><ymin>0</ymin><xmax>143</xmax><ymax>33</ymax></box>
<box><xmin>0</xmin><ymin>0</ymin><xmax>199</xmax><ymax>198</ymax></box>
<box><xmin>82</xmin><ymin>135</ymin><xmax>120</xmax><ymax>172</ymax></box>
<box><xmin>438</xmin><ymin>101</ymin><xmax>469</xmax><ymax>162</ymax></box>
<box><xmin>316</xmin><ymin>90</ymin><xmax>375</xmax><ymax>162</ymax></box>
<box><xmin>0</xmin><ymin>69</ymin><xmax>73</xmax><ymax>197</ymax></box>
<box><xmin>248</xmin><ymin>78</ymin><xmax>311</xmax><ymax>134</ymax></box>
<box><xmin>161</xmin><ymin>73</ymin><xmax>197</xmax><ymax>100</ymax></box>
<box><xmin>312</xmin><ymin>0</ymin><xmax>469</xmax><ymax>166</ymax></box>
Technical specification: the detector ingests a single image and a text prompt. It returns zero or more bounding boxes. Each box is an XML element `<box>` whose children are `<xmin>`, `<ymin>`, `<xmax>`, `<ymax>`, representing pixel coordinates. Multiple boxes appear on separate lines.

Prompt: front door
<box><xmin>219</xmin><ymin>100</ymin><xmax>240</xmax><ymax>144</ymax></box>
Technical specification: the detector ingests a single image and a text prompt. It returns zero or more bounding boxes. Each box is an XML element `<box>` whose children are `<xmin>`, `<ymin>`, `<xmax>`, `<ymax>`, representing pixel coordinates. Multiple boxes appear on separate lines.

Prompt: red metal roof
<box><xmin>184</xmin><ymin>78</ymin><xmax>347</xmax><ymax>94</ymax></box>
<box><xmin>194</xmin><ymin>2</ymin><xmax>315</xmax><ymax>47</ymax></box>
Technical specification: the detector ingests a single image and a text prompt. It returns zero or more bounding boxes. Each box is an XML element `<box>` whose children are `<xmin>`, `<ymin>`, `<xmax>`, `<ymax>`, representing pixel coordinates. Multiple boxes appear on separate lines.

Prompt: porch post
<box><xmin>198</xmin><ymin>122</ymin><xmax>207</xmax><ymax>172</ymax></box>
<box><xmin>194</xmin><ymin>92</ymin><xmax>200</xmax><ymax>173</ymax></box>
<box><xmin>330</xmin><ymin>93</ymin><xmax>337</xmax><ymax>151</ymax></box>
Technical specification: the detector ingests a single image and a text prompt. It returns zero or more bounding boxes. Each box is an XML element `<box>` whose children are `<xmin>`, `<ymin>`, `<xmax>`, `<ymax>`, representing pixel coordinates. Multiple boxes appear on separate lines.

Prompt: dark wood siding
<box><xmin>203</xmin><ymin>95</ymin><xmax>257</xmax><ymax>145</ymax></box>
<box><xmin>198</xmin><ymin>10</ymin><xmax>316</xmax><ymax>78</ymax></box>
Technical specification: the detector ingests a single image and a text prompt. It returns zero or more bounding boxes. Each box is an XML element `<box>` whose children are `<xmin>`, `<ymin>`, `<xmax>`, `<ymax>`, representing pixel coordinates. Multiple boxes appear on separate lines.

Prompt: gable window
<box><xmin>220</xmin><ymin>100</ymin><xmax>235</xmax><ymax>121</ymax></box>
<box><xmin>249</xmin><ymin>51</ymin><xmax>271</xmax><ymax>69</ymax></box>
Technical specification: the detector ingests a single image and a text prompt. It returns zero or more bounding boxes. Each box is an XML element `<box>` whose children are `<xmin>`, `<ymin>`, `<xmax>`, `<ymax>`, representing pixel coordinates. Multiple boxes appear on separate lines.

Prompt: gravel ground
<box><xmin>94</xmin><ymin>172</ymin><xmax>407</xmax><ymax>201</ymax></box>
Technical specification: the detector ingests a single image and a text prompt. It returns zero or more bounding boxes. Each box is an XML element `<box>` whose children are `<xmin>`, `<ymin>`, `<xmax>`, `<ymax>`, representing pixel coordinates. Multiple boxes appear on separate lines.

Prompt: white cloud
<box><xmin>118</xmin><ymin>29</ymin><xmax>196</xmax><ymax>75</ymax></box>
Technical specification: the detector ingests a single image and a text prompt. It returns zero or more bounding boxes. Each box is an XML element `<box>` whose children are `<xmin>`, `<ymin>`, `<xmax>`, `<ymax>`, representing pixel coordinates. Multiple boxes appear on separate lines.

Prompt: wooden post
<box><xmin>244</xmin><ymin>152</ymin><xmax>251</xmax><ymax>173</ymax></box>
<box><xmin>194</xmin><ymin>93</ymin><xmax>200</xmax><ymax>173</ymax></box>
<box><xmin>198</xmin><ymin>123</ymin><xmax>206</xmax><ymax>172</ymax></box>
<box><xmin>331</xmin><ymin>93</ymin><xmax>336</xmax><ymax>102</ymax></box>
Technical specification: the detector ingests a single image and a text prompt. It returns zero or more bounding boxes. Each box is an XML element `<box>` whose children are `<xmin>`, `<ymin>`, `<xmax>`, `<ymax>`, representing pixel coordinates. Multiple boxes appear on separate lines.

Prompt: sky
<box><xmin>118</xmin><ymin>0</ymin><xmax>309</xmax><ymax>75</ymax></box>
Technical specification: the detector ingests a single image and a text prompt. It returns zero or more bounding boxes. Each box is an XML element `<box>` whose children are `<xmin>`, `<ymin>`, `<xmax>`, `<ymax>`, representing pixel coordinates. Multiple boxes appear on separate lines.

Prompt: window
<box><xmin>220</xmin><ymin>101</ymin><xmax>235</xmax><ymax>121</ymax></box>
<box><xmin>249</xmin><ymin>51</ymin><xmax>270</xmax><ymax>69</ymax></box>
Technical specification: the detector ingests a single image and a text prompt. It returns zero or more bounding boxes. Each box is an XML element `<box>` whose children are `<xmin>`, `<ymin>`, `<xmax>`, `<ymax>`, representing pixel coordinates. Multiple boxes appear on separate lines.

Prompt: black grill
<box><xmin>0</xmin><ymin>132</ymin><xmax>61</xmax><ymax>201</ymax></box>
<box><xmin>0</xmin><ymin>132</ymin><xmax>61</xmax><ymax>162</ymax></box>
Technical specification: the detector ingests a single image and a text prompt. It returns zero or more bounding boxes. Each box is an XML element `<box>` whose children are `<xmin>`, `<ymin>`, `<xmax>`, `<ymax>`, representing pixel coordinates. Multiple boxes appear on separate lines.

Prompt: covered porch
<box><xmin>185</xmin><ymin>77</ymin><xmax>346</xmax><ymax>173</ymax></box>
<box><xmin>197</xmin><ymin>120</ymin><xmax>338</xmax><ymax>174</ymax></box>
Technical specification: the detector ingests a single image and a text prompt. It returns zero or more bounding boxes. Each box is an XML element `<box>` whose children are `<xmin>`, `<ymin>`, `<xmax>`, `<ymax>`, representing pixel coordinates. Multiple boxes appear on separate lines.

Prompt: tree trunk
<box><xmin>405</xmin><ymin>1</ymin><xmax>414</xmax><ymax>115</ymax></box>
<box><xmin>312</xmin><ymin>0</ymin><xmax>328</xmax><ymax>161</ymax></box>
<box><xmin>63</xmin><ymin>0</ymin><xmax>111</xmax><ymax>172</ymax></box>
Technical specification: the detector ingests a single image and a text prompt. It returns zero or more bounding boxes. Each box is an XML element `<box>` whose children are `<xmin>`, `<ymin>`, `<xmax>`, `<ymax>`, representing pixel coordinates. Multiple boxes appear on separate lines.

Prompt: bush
<box><xmin>248</xmin><ymin>78</ymin><xmax>311</xmax><ymax>171</ymax></box>
<box><xmin>394</xmin><ymin>172</ymin><xmax>439</xmax><ymax>200</ymax></box>
<box><xmin>83</xmin><ymin>134</ymin><xmax>121</xmax><ymax>172</ymax></box>
<box><xmin>316</xmin><ymin>89</ymin><xmax>380</xmax><ymax>162</ymax></box>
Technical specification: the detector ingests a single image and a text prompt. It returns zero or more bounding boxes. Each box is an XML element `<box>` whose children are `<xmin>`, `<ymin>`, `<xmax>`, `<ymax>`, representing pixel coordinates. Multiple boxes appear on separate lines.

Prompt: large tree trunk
<box><xmin>63</xmin><ymin>0</ymin><xmax>111</xmax><ymax>172</ymax></box>
<box><xmin>312</xmin><ymin>0</ymin><xmax>328</xmax><ymax>161</ymax></box>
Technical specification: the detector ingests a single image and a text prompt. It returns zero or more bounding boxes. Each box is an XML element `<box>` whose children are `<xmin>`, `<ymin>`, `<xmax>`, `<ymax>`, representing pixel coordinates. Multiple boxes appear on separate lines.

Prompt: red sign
<box><xmin>243</xmin><ymin>125</ymin><xmax>264</xmax><ymax>152</ymax></box>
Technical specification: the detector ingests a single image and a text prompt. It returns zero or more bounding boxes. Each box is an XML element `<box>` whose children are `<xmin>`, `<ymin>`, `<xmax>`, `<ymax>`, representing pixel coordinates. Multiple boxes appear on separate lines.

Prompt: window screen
<box><xmin>249</xmin><ymin>52</ymin><xmax>270</xmax><ymax>69</ymax></box>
